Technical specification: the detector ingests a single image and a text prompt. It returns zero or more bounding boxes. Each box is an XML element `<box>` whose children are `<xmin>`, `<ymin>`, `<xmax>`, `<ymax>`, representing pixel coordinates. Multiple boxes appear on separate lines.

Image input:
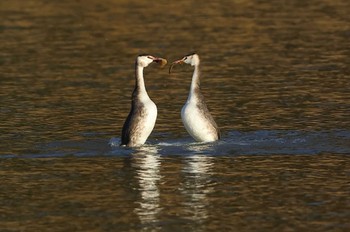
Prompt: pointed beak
<box><xmin>169</xmin><ymin>59</ymin><xmax>185</xmax><ymax>74</ymax></box>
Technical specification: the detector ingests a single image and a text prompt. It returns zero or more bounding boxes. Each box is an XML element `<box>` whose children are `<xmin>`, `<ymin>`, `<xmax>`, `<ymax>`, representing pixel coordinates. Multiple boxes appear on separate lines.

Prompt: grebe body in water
<box><xmin>170</xmin><ymin>53</ymin><xmax>220</xmax><ymax>142</ymax></box>
<box><xmin>121</xmin><ymin>55</ymin><xmax>166</xmax><ymax>147</ymax></box>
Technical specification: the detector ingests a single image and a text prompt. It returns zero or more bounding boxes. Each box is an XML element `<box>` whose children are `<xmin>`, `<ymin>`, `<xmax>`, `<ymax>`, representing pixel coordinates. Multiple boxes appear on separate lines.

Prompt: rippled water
<box><xmin>1</xmin><ymin>0</ymin><xmax>349</xmax><ymax>231</ymax></box>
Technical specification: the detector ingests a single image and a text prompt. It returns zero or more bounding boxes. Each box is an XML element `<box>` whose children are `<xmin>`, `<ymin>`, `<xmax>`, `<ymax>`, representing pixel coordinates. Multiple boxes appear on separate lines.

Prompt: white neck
<box><xmin>135</xmin><ymin>65</ymin><xmax>150</xmax><ymax>101</ymax></box>
<box><xmin>187</xmin><ymin>64</ymin><xmax>200</xmax><ymax>102</ymax></box>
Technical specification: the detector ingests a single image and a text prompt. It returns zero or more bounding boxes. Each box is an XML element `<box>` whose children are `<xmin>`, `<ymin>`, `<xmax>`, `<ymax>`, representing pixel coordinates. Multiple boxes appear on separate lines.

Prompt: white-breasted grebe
<box><xmin>170</xmin><ymin>53</ymin><xmax>220</xmax><ymax>142</ymax></box>
<box><xmin>121</xmin><ymin>54</ymin><xmax>167</xmax><ymax>147</ymax></box>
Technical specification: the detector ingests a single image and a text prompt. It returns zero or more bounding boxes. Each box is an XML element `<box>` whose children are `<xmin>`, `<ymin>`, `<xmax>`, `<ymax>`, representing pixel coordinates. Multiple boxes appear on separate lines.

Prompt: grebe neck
<box><xmin>133</xmin><ymin>64</ymin><xmax>149</xmax><ymax>100</ymax></box>
<box><xmin>188</xmin><ymin>64</ymin><xmax>201</xmax><ymax>102</ymax></box>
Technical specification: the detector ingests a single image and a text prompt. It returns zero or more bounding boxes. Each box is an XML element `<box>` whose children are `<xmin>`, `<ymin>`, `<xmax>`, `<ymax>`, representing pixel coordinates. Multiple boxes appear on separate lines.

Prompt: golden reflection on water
<box><xmin>1</xmin><ymin>154</ymin><xmax>348</xmax><ymax>231</ymax></box>
<box><xmin>0</xmin><ymin>0</ymin><xmax>350</xmax><ymax>230</ymax></box>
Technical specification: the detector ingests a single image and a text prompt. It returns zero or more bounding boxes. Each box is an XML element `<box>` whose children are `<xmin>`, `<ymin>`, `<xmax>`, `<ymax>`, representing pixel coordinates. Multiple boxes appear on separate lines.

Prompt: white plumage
<box><xmin>121</xmin><ymin>55</ymin><xmax>165</xmax><ymax>147</ymax></box>
<box><xmin>170</xmin><ymin>53</ymin><xmax>220</xmax><ymax>142</ymax></box>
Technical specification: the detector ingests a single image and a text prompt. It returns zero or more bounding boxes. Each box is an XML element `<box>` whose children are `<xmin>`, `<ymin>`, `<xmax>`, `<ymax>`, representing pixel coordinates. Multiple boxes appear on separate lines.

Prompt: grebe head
<box><xmin>182</xmin><ymin>53</ymin><xmax>200</xmax><ymax>66</ymax></box>
<box><xmin>137</xmin><ymin>54</ymin><xmax>167</xmax><ymax>68</ymax></box>
<box><xmin>169</xmin><ymin>53</ymin><xmax>200</xmax><ymax>73</ymax></box>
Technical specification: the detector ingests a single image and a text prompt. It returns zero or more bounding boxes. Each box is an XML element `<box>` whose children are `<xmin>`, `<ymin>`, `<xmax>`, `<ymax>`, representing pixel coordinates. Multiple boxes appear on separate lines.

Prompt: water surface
<box><xmin>0</xmin><ymin>0</ymin><xmax>349</xmax><ymax>231</ymax></box>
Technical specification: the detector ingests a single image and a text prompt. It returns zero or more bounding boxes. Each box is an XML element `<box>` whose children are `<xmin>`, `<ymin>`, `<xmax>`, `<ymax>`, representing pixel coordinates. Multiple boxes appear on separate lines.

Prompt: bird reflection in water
<box><xmin>131</xmin><ymin>146</ymin><xmax>162</xmax><ymax>225</ymax></box>
<box><xmin>181</xmin><ymin>143</ymin><xmax>215</xmax><ymax>223</ymax></box>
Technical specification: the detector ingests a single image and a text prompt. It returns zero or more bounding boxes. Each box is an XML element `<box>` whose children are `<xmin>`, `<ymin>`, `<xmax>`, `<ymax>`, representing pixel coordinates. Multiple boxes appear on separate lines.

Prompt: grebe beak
<box><xmin>169</xmin><ymin>59</ymin><xmax>185</xmax><ymax>74</ymax></box>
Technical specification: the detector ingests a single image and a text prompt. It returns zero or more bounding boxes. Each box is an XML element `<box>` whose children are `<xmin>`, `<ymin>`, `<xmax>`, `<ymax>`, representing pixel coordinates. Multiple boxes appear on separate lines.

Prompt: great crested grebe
<box><xmin>170</xmin><ymin>53</ymin><xmax>220</xmax><ymax>142</ymax></box>
<box><xmin>121</xmin><ymin>54</ymin><xmax>167</xmax><ymax>147</ymax></box>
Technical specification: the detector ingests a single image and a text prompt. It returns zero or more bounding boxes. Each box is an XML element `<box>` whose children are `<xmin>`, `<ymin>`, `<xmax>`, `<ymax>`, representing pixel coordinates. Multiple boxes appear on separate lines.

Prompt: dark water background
<box><xmin>1</xmin><ymin>0</ymin><xmax>349</xmax><ymax>231</ymax></box>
